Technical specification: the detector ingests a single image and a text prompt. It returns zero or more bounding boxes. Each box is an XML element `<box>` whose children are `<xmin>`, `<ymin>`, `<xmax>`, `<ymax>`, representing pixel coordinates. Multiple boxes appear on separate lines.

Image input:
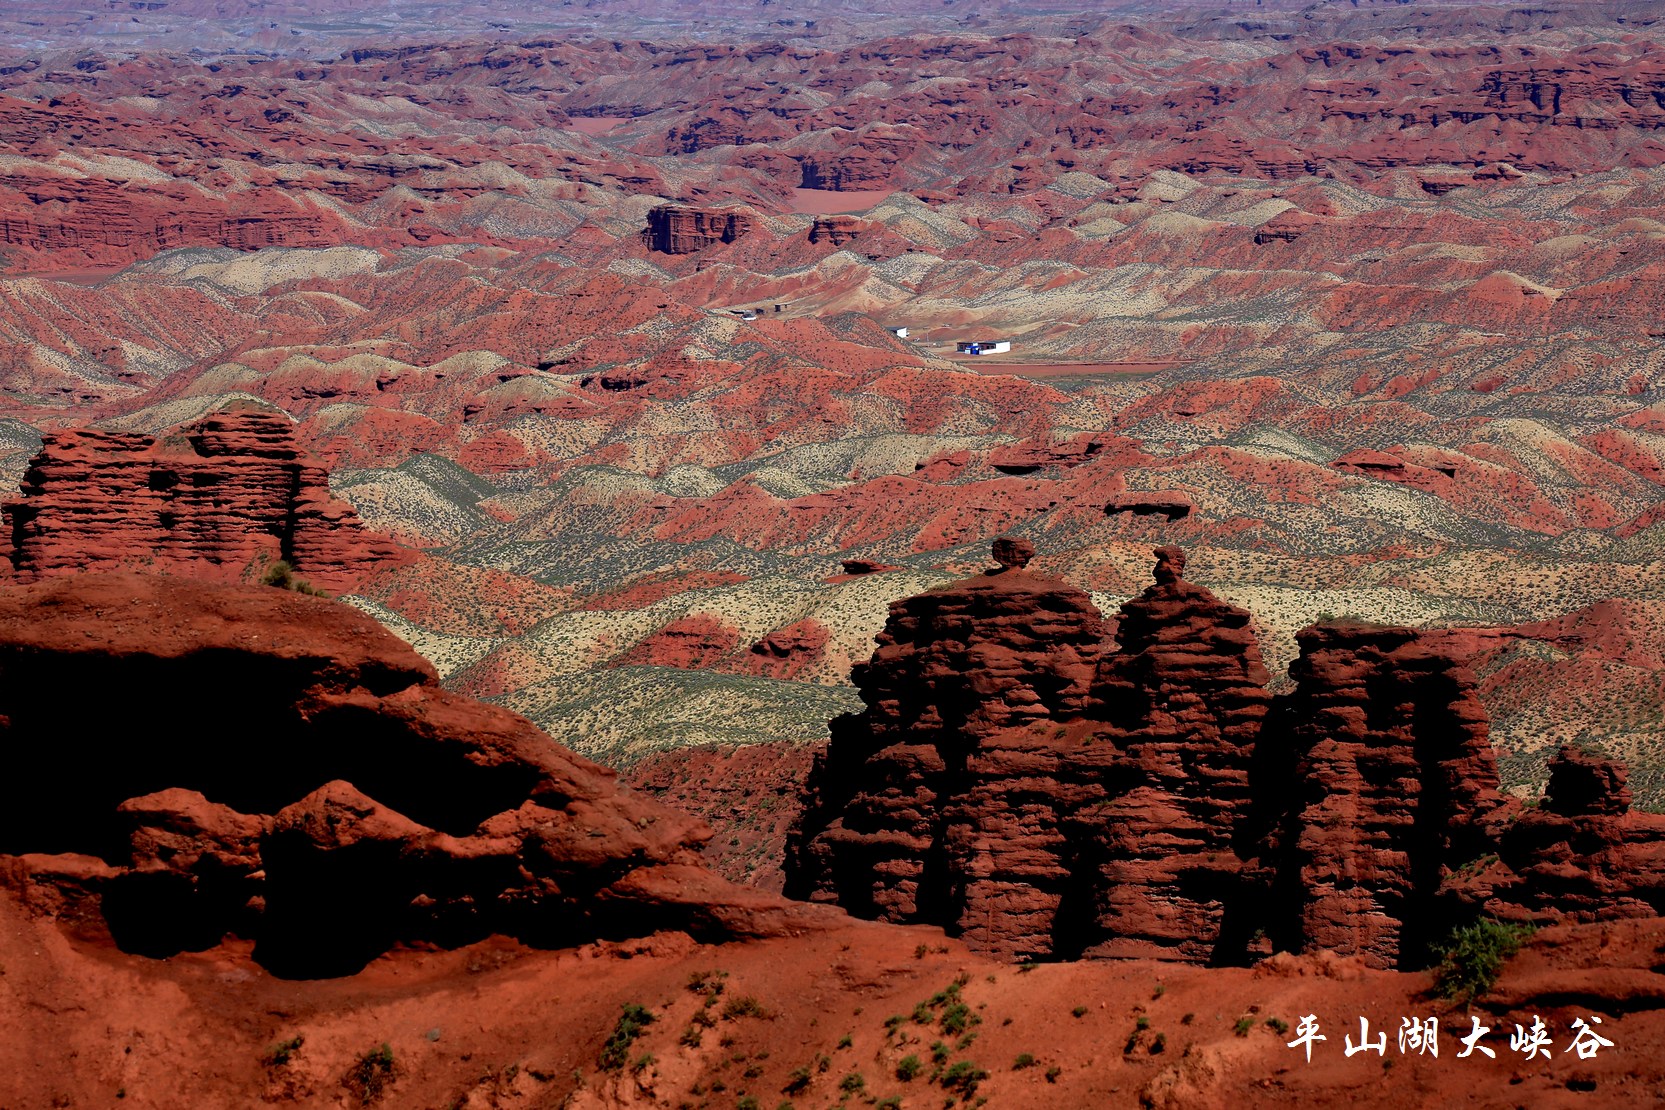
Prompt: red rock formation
<box><xmin>1484</xmin><ymin>746</ymin><xmax>1665</xmax><ymax>925</ymax></box>
<box><xmin>742</xmin><ymin>618</ymin><xmax>832</xmax><ymax>680</ymax></box>
<box><xmin>807</xmin><ymin>215</ymin><xmax>867</xmax><ymax>246</ymax></box>
<box><xmin>786</xmin><ymin>544</ymin><xmax>1110</xmax><ymax>952</ymax></box>
<box><xmin>1252</xmin><ymin>621</ymin><xmax>1514</xmax><ymax>967</ymax></box>
<box><xmin>791</xmin><ymin>544</ymin><xmax>1665</xmax><ymax>968</ymax></box>
<box><xmin>1067</xmin><ymin>547</ymin><xmax>1271</xmax><ymax>961</ymax></box>
<box><xmin>641</xmin><ymin>205</ymin><xmax>754</xmax><ymax>254</ymax></box>
<box><xmin>614</xmin><ymin>614</ymin><xmax>743</xmax><ymax>669</ymax></box>
<box><xmin>0</xmin><ymin>406</ymin><xmax>410</xmax><ymax>594</ymax></box>
<box><xmin>0</xmin><ymin>574</ymin><xmax>825</xmax><ymax>977</ymax></box>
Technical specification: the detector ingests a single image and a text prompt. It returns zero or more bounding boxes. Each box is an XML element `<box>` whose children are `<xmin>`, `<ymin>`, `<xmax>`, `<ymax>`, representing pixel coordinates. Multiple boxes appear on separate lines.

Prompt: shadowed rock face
<box><xmin>641</xmin><ymin>205</ymin><xmax>753</xmax><ymax>254</ymax></box>
<box><xmin>1251</xmin><ymin>621</ymin><xmax>1511</xmax><ymax>967</ymax></box>
<box><xmin>788</xmin><ymin>544</ymin><xmax>1665</xmax><ymax>967</ymax></box>
<box><xmin>786</xmin><ymin>554</ymin><xmax>1110</xmax><ymax>955</ymax></box>
<box><xmin>0</xmin><ymin>574</ymin><xmax>826</xmax><ymax>977</ymax></box>
<box><xmin>1481</xmin><ymin>746</ymin><xmax>1665</xmax><ymax>925</ymax></box>
<box><xmin>0</xmin><ymin>406</ymin><xmax>410</xmax><ymax>593</ymax></box>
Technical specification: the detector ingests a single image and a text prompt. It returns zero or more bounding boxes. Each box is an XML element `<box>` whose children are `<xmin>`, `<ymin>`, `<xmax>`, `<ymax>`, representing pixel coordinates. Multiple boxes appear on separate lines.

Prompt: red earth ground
<box><xmin>2</xmin><ymin>900</ymin><xmax>1662</xmax><ymax>1110</ymax></box>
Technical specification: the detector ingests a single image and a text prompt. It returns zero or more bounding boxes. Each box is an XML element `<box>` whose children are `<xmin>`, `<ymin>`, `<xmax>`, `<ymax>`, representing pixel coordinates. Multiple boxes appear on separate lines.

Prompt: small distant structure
<box><xmin>956</xmin><ymin>340</ymin><xmax>1011</xmax><ymax>356</ymax></box>
<box><xmin>888</xmin><ymin>326</ymin><xmax>909</xmax><ymax>339</ymax></box>
<box><xmin>729</xmin><ymin>308</ymin><xmax>760</xmax><ymax>321</ymax></box>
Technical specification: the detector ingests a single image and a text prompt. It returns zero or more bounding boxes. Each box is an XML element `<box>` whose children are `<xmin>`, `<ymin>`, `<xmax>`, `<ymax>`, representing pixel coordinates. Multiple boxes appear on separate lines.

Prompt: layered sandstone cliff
<box><xmin>1</xmin><ymin>406</ymin><xmax>409</xmax><ymax>593</ymax></box>
<box><xmin>788</xmin><ymin>542</ymin><xmax>1665</xmax><ymax>967</ymax></box>
<box><xmin>641</xmin><ymin>205</ymin><xmax>754</xmax><ymax>254</ymax></box>
<box><xmin>0</xmin><ymin>574</ymin><xmax>825</xmax><ymax>977</ymax></box>
<box><xmin>1251</xmin><ymin>622</ymin><xmax>1512</xmax><ymax>966</ymax></box>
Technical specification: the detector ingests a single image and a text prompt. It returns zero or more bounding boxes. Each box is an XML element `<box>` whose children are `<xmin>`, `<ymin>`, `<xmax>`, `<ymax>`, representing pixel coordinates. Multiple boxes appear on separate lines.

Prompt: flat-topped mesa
<box><xmin>1</xmin><ymin>406</ymin><xmax>409</xmax><ymax>594</ymax></box>
<box><xmin>641</xmin><ymin>205</ymin><xmax>753</xmax><ymax>254</ymax></box>
<box><xmin>785</xmin><ymin>536</ymin><xmax>1110</xmax><ymax>936</ymax></box>
<box><xmin>1253</xmin><ymin>621</ymin><xmax>1511</xmax><ymax>968</ymax></box>
<box><xmin>1065</xmin><ymin>546</ymin><xmax>1272</xmax><ymax>962</ymax></box>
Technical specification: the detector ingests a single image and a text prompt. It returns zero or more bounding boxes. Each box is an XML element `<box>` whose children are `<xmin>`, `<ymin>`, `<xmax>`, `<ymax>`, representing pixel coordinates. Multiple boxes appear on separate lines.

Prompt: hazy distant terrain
<box><xmin>1</xmin><ymin>0</ymin><xmax>1663</xmax><ymax>804</ymax></box>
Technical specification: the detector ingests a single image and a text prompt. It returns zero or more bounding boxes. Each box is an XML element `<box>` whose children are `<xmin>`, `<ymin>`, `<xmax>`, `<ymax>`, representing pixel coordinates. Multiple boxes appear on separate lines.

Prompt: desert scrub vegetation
<box><xmin>346</xmin><ymin>1043</ymin><xmax>395</xmax><ymax>1105</ymax></box>
<box><xmin>599</xmin><ymin>1003</ymin><xmax>655</xmax><ymax>1071</ymax></box>
<box><xmin>263</xmin><ymin>1035</ymin><xmax>303</xmax><ymax>1067</ymax></box>
<box><xmin>258</xmin><ymin>558</ymin><xmax>328</xmax><ymax>596</ymax></box>
<box><xmin>939</xmin><ymin>1059</ymin><xmax>988</xmax><ymax>1098</ymax></box>
<box><xmin>723</xmin><ymin>996</ymin><xmax>772</xmax><ymax>1020</ymax></box>
<box><xmin>1432</xmin><ymin>918</ymin><xmax>1535</xmax><ymax>1002</ymax></box>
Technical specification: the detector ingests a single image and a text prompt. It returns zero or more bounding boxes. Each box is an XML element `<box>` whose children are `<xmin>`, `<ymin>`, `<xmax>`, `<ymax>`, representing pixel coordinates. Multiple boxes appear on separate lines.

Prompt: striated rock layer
<box><xmin>1251</xmin><ymin>622</ymin><xmax>1512</xmax><ymax>967</ymax></box>
<box><xmin>641</xmin><ymin>204</ymin><xmax>754</xmax><ymax>254</ymax></box>
<box><xmin>789</xmin><ymin>543</ymin><xmax>1665</xmax><ymax>967</ymax></box>
<box><xmin>0</xmin><ymin>574</ymin><xmax>826</xmax><ymax>977</ymax></box>
<box><xmin>1</xmin><ymin>405</ymin><xmax>410</xmax><ymax>593</ymax></box>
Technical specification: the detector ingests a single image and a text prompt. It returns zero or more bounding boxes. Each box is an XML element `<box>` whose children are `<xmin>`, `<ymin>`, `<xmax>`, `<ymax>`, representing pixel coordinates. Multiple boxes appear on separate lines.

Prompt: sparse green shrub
<box><xmin>1233</xmin><ymin>1016</ymin><xmax>1254</xmax><ymax>1037</ymax></box>
<box><xmin>896</xmin><ymin>1055</ymin><xmax>922</xmax><ymax>1082</ymax></box>
<box><xmin>930</xmin><ymin>1041</ymin><xmax>950</xmax><ymax>1064</ymax></box>
<box><xmin>1071</xmin><ymin>1006</ymin><xmax>1087</xmax><ymax>1019</ymax></box>
<box><xmin>1134</xmin><ymin>1016</ymin><xmax>1149</xmax><ymax>1031</ymax></box>
<box><xmin>783</xmin><ymin>1066</ymin><xmax>813</xmax><ymax>1094</ymax></box>
<box><xmin>1012</xmin><ymin>1053</ymin><xmax>1035</xmax><ymax>1070</ymax></box>
<box><xmin>600</xmin><ymin>1003</ymin><xmax>655</xmax><ymax>1072</ymax></box>
<box><xmin>349</xmin><ymin>1043</ymin><xmax>395</xmax><ymax>1105</ymax></box>
<box><xmin>1433</xmin><ymin>918</ymin><xmax>1534</xmax><ymax>1002</ymax></box>
<box><xmin>259</xmin><ymin>559</ymin><xmax>327</xmax><ymax>597</ymax></box>
<box><xmin>839</xmin><ymin>1072</ymin><xmax>865</xmax><ymax>1094</ymax></box>
<box><xmin>939</xmin><ymin>1060</ymin><xmax>988</xmax><ymax>1097</ymax></box>
<box><xmin>737</xmin><ymin>1097</ymin><xmax>759</xmax><ymax>1110</ymax></box>
<box><xmin>1151</xmin><ymin>1034</ymin><xmax>1166</xmax><ymax>1055</ymax></box>
<box><xmin>723</xmin><ymin>996</ymin><xmax>771</xmax><ymax>1020</ymax></box>
<box><xmin>264</xmin><ymin>1036</ymin><xmax>304</xmax><ymax>1067</ymax></box>
<box><xmin>1265</xmin><ymin>1017</ymin><xmax>1289</xmax><ymax>1035</ymax></box>
<box><xmin>688</xmin><ymin>969</ymin><xmax>729</xmax><ymax>997</ymax></box>
<box><xmin>940</xmin><ymin>1002</ymin><xmax>973</xmax><ymax>1035</ymax></box>
<box><xmin>1044</xmin><ymin>1066</ymin><xmax>1061</xmax><ymax>1083</ymax></box>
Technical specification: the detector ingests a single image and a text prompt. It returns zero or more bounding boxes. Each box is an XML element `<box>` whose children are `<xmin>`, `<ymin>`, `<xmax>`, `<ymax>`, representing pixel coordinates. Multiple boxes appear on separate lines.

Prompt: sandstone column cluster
<box><xmin>787</xmin><ymin>541</ymin><xmax>1665</xmax><ymax>966</ymax></box>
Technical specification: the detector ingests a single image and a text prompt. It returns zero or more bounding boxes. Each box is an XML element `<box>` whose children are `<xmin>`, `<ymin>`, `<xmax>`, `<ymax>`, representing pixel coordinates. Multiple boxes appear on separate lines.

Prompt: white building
<box><xmin>888</xmin><ymin>326</ymin><xmax>909</xmax><ymax>339</ymax></box>
<box><xmin>956</xmin><ymin>340</ymin><xmax>1011</xmax><ymax>355</ymax></box>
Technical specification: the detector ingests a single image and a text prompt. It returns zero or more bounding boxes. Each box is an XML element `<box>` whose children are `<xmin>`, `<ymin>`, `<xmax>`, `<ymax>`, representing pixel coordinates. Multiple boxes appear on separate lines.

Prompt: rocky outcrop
<box><xmin>641</xmin><ymin>205</ymin><xmax>753</xmax><ymax>254</ymax></box>
<box><xmin>1</xmin><ymin>406</ymin><xmax>410</xmax><ymax>594</ymax></box>
<box><xmin>1251</xmin><ymin>621</ymin><xmax>1512</xmax><ymax>967</ymax></box>
<box><xmin>786</xmin><ymin>539</ymin><xmax>1110</xmax><ymax>957</ymax></box>
<box><xmin>743</xmin><ymin>619</ymin><xmax>832</xmax><ymax>680</ymax></box>
<box><xmin>807</xmin><ymin>215</ymin><xmax>868</xmax><ymax>246</ymax></box>
<box><xmin>1104</xmin><ymin>491</ymin><xmax>1193</xmax><ymax>520</ymax></box>
<box><xmin>0</xmin><ymin>574</ymin><xmax>826</xmax><ymax>977</ymax></box>
<box><xmin>1067</xmin><ymin>547</ymin><xmax>1270</xmax><ymax>961</ymax></box>
<box><xmin>1483</xmin><ymin>747</ymin><xmax>1665</xmax><ymax>925</ymax></box>
<box><xmin>789</xmin><ymin>542</ymin><xmax>1665</xmax><ymax>968</ymax></box>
